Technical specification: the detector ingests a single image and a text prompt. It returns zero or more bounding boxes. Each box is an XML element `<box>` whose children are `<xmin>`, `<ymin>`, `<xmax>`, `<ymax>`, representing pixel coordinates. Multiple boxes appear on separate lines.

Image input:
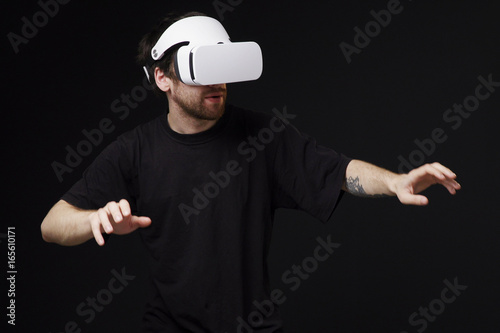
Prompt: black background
<box><xmin>2</xmin><ymin>0</ymin><xmax>500</xmax><ymax>332</ymax></box>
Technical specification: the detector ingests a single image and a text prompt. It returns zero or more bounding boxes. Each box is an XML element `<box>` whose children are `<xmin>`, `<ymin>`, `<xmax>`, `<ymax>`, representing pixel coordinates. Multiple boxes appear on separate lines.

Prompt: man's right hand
<box><xmin>89</xmin><ymin>199</ymin><xmax>152</xmax><ymax>246</ymax></box>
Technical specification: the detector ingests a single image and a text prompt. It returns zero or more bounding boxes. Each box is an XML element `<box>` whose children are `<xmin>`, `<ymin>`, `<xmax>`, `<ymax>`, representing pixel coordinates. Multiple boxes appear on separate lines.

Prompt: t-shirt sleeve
<box><xmin>272</xmin><ymin>122</ymin><xmax>351</xmax><ymax>223</ymax></box>
<box><xmin>61</xmin><ymin>134</ymin><xmax>138</xmax><ymax>212</ymax></box>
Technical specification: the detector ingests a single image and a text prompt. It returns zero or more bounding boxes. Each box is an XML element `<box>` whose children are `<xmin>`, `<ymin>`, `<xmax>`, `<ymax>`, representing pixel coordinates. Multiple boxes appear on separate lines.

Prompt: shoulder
<box><xmin>90</xmin><ymin>115</ymin><xmax>164</xmax><ymax>171</ymax></box>
<box><xmin>90</xmin><ymin>114</ymin><xmax>165</xmax><ymax>164</ymax></box>
<box><xmin>115</xmin><ymin>114</ymin><xmax>164</xmax><ymax>145</ymax></box>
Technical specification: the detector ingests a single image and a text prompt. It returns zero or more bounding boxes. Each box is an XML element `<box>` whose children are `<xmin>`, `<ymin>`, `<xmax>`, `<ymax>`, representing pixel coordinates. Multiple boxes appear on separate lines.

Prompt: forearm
<box><xmin>41</xmin><ymin>200</ymin><xmax>96</xmax><ymax>246</ymax></box>
<box><xmin>342</xmin><ymin>159</ymin><xmax>402</xmax><ymax>197</ymax></box>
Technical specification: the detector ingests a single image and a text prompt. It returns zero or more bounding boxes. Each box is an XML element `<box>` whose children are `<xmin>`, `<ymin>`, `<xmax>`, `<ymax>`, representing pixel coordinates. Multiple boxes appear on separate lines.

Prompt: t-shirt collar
<box><xmin>161</xmin><ymin>105</ymin><xmax>233</xmax><ymax>145</ymax></box>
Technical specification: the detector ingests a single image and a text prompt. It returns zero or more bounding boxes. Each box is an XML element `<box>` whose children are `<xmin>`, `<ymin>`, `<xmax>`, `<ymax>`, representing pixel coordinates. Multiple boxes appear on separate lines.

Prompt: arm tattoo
<box><xmin>344</xmin><ymin>176</ymin><xmax>389</xmax><ymax>198</ymax></box>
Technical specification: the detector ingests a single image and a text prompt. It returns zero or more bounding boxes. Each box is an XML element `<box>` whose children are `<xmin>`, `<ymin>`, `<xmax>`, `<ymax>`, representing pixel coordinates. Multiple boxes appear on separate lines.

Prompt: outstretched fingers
<box><xmin>410</xmin><ymin>163</ymin><xmax>445</xmax><ymax>181</ymax></box>
<box><xmin>410</xmin><ymin>163</ymin><xmax>461</xmax><ymax>194</ymax></box>
<box><xmin>440</xmin><ymin>178</ymin><xmax>461</xmax><ymax>194</ymax></box>
<box><xmin>429</xmin><ymin>162</ymin><xmax>456</xmax><ymax>178</ymax></box>
<box><xmin>426</xmin><ymin>163</ymin><xmax>461</xmax><ymax>194</ymax></box>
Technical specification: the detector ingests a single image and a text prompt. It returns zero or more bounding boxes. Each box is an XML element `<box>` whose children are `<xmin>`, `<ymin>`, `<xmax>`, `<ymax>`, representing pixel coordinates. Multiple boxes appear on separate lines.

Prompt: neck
<box><xmin>167</xmin><ymin>106</ymin><xmax>219</xmax><ymax>134</ymax></box>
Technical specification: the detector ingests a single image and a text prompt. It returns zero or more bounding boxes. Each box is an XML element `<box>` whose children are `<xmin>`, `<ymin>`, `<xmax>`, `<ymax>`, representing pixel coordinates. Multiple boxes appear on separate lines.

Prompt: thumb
<box><xmin>398</xmin><ymin>192</ymin><xmax>429</xmax><ymax>206</ymax></box>
<box><xmin>131</xmin><ymin>216</ymin><xmax>152</xmax><ymax>228</ymax></box>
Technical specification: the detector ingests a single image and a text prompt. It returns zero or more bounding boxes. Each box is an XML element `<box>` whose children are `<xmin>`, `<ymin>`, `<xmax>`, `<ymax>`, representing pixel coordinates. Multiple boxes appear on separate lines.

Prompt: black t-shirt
<box><xmin>62</xmin><ymin>104</ymin><xmax>351</xmax><ymax>332</ymax></box>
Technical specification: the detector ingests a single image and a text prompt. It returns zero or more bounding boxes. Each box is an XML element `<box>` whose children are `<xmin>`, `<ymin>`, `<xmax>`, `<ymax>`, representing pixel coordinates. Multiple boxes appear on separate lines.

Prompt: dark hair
<box><xmin>137</xmin><ymin>11</ymin><xmax>206</xmax><ymax>96</ymax></box>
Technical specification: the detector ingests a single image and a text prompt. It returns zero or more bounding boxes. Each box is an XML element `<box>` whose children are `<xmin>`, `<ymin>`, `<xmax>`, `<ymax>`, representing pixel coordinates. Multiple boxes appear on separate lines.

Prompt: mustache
<box><xmin>207</xmin><ymin>88</ymin><xmax>226</xmax><ymax>93</ymax></box>
<box><xmin>204</xmin><ymin>88</ymin><xmax>227</xmax><ymax>97</ymax></box>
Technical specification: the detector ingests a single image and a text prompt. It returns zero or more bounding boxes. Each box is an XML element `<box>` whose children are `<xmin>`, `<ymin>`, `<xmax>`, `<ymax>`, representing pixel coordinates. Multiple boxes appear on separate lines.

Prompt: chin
<box><xmin>207</xmin><ymin>103</ymin><xmax>225</xmax><ymax>118</ymax></box>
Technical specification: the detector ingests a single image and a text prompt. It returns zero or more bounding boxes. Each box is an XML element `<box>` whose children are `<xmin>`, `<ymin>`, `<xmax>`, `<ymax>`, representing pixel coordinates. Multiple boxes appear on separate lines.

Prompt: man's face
<box><xmin>169</xmin><ymin>77</ymin><xmax>227</xmax><ymax>121</ymax></box>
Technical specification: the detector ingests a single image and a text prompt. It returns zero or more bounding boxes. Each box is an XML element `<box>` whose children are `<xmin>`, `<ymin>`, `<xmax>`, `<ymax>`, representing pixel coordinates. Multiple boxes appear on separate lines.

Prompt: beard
<box><xmin>170</xmin><ymin>83</ymin><xmax>227</xmax><ymax>121</ymax></box>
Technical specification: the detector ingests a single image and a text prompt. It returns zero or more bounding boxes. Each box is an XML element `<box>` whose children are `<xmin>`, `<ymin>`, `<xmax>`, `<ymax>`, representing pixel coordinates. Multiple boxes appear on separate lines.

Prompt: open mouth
<box><xmin>205</xmin><ymin>92</ymin><xmax>224</xmax><ymax>102</ymax></box>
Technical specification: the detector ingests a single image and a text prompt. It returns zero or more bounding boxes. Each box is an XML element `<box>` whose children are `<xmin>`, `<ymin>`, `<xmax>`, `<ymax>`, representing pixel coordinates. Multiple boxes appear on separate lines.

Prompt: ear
<box><xmin>154</xmin><ymin>67</ymin><xmax>173</xmax><ymax>93</ymax></box>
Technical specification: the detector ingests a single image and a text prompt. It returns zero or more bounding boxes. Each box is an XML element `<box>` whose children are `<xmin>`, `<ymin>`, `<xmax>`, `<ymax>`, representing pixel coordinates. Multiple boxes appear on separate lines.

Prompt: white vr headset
<box><xmin>144</xmin><ymin>16</ymin><xmax>263</xmax><ymax>85</ymax></box>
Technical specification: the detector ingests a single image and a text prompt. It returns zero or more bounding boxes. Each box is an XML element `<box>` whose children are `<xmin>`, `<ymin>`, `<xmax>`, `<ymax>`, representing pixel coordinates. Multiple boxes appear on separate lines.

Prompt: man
<box><xmin>41</xmin><ymin>11</ymin><xmax>460</xmax><ymax>332</ymax></box>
